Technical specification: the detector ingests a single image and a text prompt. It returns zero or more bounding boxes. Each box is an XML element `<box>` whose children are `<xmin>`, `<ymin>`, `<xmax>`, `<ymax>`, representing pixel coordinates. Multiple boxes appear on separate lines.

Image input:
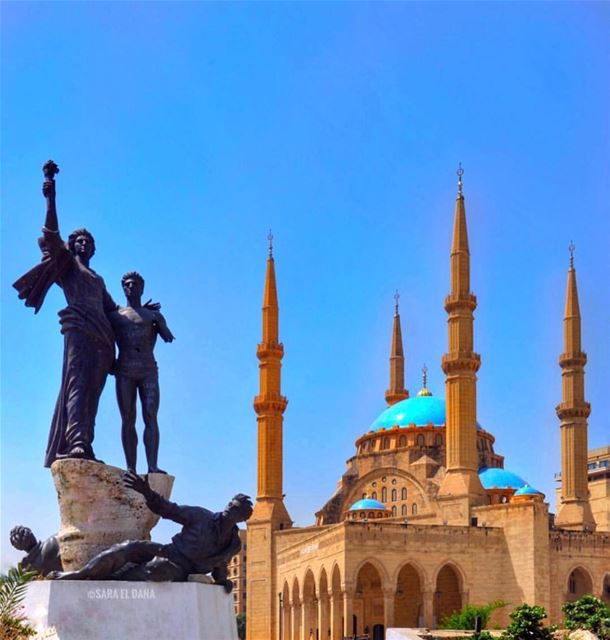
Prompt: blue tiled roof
<box><xmin>479</xmin><ymin>467</ymin><xmax>527</xmax><ymax>490</ymax></box>
<box><xmin>514</xmin><ymin>483</ymin><xmax>542</xmax><ymax>496</ymax></box>
<box><xmin>349</xmin><ymin>498</ymin><xmax>386</xmax><ymax>511</ymax></box>
<box><xmin>371</xmin><ymin>396</ymin><xmax>446</xmax><ymax>430</ymax></box>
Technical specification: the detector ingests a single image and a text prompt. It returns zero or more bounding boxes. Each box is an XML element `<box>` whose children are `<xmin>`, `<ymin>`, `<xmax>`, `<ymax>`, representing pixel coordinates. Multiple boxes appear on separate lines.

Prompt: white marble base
<box><xmin>24</xmin><ymin>580</ymin><xmax>238</xmax><ymax>640</ymax></box>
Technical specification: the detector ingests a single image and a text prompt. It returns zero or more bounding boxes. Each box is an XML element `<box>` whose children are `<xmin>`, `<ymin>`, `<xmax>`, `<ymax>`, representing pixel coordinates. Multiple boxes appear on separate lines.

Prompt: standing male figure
<box><xmin>110</xmin><ymin>272</ymin><xmax>174</xmax><ymax>474</ymax></box>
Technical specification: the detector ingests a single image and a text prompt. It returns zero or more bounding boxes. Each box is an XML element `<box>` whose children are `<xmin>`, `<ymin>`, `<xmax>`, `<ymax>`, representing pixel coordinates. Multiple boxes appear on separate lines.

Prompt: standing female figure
<box><xmin>14</xmin><ymin>161</ymin><xmax>117</xmax><ymax>466</ymax></box>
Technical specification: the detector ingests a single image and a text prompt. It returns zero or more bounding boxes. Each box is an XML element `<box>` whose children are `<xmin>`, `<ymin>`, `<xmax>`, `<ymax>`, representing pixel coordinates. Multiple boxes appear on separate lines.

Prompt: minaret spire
<box><xmin>251</xmin><ymin>235</ymin><xmax>291</xmax><ymax>525</ymax></box>
<box><xmin>555</xmin><ymin>244</ymin><xmax>595</xmax><ymax>531</ymax></box>
<box><xmin>438</xmin><ymin>166</ymin><xmax>485</xmax><ymax>520</ymax></box>
<box><xmin>385</xmin><ymin>291</ymin><xmax>409</xmax><ymax>406</ymax></box>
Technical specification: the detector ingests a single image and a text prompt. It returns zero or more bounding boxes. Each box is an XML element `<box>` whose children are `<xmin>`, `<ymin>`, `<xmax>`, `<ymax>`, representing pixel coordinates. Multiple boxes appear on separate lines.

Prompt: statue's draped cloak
<box><xmin>13</xmin><ymin>231</ymin><xmax>116</xmax><ymax>467</ymax></box>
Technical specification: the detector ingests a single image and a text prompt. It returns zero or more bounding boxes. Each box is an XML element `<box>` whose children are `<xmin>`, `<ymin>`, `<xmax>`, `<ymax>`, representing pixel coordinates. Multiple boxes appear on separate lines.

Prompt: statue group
<box><xmin>11</xmin><ymin>161</ymin><xmax>251</xmax><ymax>591</ymax></box>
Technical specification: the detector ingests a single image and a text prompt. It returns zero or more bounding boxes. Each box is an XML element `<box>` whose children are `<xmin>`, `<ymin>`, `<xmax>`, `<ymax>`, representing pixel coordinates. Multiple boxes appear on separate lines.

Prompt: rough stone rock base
<box><xmin>24</xmin><ymin>580</ymin><xmax>238</xmax><ymax>640</ymax></box>
<box><xmin>51</xmin><ymin>459</ymin><xmax>174</xmax><ymax>570</ymax></box>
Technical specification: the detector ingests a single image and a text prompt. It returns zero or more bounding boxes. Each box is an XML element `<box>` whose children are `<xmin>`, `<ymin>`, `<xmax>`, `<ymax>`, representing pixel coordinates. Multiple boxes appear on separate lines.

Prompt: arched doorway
<box><xmin>331</xmin><ymin>565</ymin><xmax>342</xmax><ymax>640</ymax></box>
<box><xmin>281</xmin><ymin>581</ymin><xmax>291</xmax><ymax>640</ymax></box>
<box><xmin>434</xmin><ymin>564</ymin><xmax>462</xmax><ymax>627</ymax></box>
<box><xmin>394</xmin><ymin>563</ymin><xmax>423</xmax><ymax>627</ymax></box>
<box><xmin>602</xmin><ymin>574</ymin><xmax>610</xmax><ymax>605</ymax></box>
<box><xmin>319</xmin><ymin>568</ymin><xmax>330</xmax><ymax>640</ymax></box>
<box><xmin>566</xmin><ymin>567</ymin><xmax>593</xmax><ymax>602</ymax></box>
<box><xmin>303</xmin><ymin>570</ymin><xmax>317</xmax><ymax>640</ymax></box>
<box><xmin>291</xmin><ymin>577</ymin><xmax>302</xmax><ymax>640</ymax></box>
<box><xmin>354</xmin><ymin>562</ymin><xmax>385</xmax><ymax>638</ymax></box>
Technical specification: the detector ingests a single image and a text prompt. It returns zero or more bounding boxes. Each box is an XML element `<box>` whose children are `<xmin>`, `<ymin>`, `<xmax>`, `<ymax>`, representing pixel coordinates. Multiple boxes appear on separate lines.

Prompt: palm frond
<box><xmin>0</xmin><ymin>566</ymin><xmax>38</xmax><ymax>618</ymax></box>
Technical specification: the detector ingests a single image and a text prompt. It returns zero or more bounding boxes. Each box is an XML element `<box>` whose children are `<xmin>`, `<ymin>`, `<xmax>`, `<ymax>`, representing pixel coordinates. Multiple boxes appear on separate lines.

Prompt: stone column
<box><xmin>290</xmin><ymin>601</ymin><xmax>299</xmax><ymax>640</ymax></box>
<box><xmin>318</xmin><ymin>594</ymin><xmax>329</xmax><ymax>640</ymax></box>
<box><xmin>329</xmin><ymin>592</ymin><xmax>342</xmax><ymax>640</ymax></box>
<box><xmin>422</xmin><ymin>589</ymin><xmax>435</xmax><ymax>629</ymax></box>
<box><xmin>383</xmin><ymin>588</ymin><xmax>395</xmax><ymax>632</ymax></box>
<box><xmin>343</xmin><ymin>590</ymin><xmax>354</xmax><ymax>638</ymax></box>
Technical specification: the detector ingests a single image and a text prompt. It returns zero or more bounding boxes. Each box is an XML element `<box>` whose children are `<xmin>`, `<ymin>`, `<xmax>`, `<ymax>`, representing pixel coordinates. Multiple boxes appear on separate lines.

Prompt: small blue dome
<box><xmin>479</xmin><ymin>467</ymin><xmax>527</xmax><ymax>490</ymax></box>
<box><xmin>349</xmin><ymin>498</ymin><xmax>386</xmax><ymax>511</ymax></box>
<box><xmin>514</xmin><ymin>484</ymin><xmax>542</xmax><ymax>496</ymax></box>
<box><xmin>372</xmin><ymin>396</ymin><xmax>446</xmax><ymax>430</ymax></box>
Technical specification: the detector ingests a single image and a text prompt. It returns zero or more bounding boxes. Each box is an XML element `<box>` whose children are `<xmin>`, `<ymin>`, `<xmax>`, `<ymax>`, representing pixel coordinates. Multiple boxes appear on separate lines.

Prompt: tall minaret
<box><xmin>438</xmin><ymin>166</ymin><xmax>485</xmax><ymax>520</ymax></box>
<box><xmin>385</xmin><ymin>291</ymin><xmax>409</xmax><ymax>406</ymax></box>
<box><xmin>251</xmin><ymin>231</ymin><xmax>291</xmax><ymax>524</ymax></box>
<box><xmin>555</xmin><ymin>244</ymin><xmax>595</xmax><ymax>531</ymax></box>
<box><xmin>247</xmin><ymin>233</ymin><xmax>291</xmax><ymax>640</ymax></box>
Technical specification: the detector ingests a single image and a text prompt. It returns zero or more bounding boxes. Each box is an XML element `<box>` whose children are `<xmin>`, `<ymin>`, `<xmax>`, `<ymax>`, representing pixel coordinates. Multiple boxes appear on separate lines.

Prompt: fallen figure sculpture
<box><xmin>49</xmin><ymin>471</ymin><xmax>252</xmax><ymax>592</ymax></box>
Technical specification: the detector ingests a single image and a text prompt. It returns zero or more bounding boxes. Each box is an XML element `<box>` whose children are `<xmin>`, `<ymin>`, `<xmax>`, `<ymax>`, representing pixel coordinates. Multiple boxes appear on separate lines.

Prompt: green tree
<box><xmin>562</xmin><ymin>594</ymin><xmax>610</xmax><ymax>639</ymax></box>
<box><xmin>440</xmin><ymin>601</ymin><xmax>507</xmax><ymax>630</ymax></box>
<box><xmin>0</xmin><ymin>566</ymin><xmax>38</xmax><ymax>640</ymax></box>
<box><xmin>503</xmin><ymin>604</ymin><xmax>555</xmax><ymax>640</ymax></box>
<box><xmin>236</xmin><ymin>612</ymin><xmax>246</xmax><ymax>640</ymax></box>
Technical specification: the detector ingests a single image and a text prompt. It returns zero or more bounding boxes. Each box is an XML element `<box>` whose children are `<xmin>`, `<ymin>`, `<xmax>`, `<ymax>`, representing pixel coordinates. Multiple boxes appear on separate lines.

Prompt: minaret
<box><xmin>385</xmin><ymin>291</ymin><xmax>409</xmax><ymax>405</ymax></box>
<box><xmin>251</xmin><ymin>231</ymin><xmax>291</xmax><ymax>524</ymax></box>
<box><xmin>247</xmin><ymin>232</ymin><xmax>291</xmax><ymax>640</ymax></box>
<box><xmin>438</xmin><ymin>165</ymin><xmax>485</xmax><ymax>520</ymax></box>
<box><xmin>555</xmin><ymin>244</ymin><xmax>595</xmax><ymax>531</ymax></box>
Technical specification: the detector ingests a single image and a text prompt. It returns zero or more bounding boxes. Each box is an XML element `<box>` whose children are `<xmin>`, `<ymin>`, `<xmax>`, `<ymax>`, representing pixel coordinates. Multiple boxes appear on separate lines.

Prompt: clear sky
<box><xmin>1</xmin><ymin>2</ymin><xmax>609</xmax><ymax>570</ymax></box>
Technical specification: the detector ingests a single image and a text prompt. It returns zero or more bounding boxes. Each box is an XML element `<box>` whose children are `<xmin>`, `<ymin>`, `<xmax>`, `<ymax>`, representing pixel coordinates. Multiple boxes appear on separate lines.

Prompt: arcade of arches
<box><xmin>278</xmin><ymin>559</ymin><xmax>610</xmax><ymax>640</ymax></box>
<box><xmin>280</xmin><ymin>561</ymin><xmax>463</xmax><ymax>640</ymax></box>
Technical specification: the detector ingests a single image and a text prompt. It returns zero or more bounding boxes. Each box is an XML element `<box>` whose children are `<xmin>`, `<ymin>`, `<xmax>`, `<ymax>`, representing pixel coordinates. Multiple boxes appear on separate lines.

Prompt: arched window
<box><xmin>417</xmin><ymin>434</ymin><xmax>424</xmax><ymax>446</ymax></box>
<box><xmin>399</xmin><ymin>435</ymin><xmax>406</xmax><ymax>447</ymax></box>
<box><xmin>371</xmin><ymin>491</ymin><xmax>377</xmax><ymax>500</ymax></box>
<box><xmin>401</xmin><ymin>504</ymin><xmax>407</xmax><ymax>516</ymax></box>
<box><xmin>401</xmin><ymin>487</ymin><xmax>407</xmax><ymax>500</ymax></box>
<box><xmin>381</xmin><ymin>487</ymin><xmax>387</xmax><ymax>502</ymax></box>
<box><xmin>435</xmin><ymin>434</ymin><xmax>443</xmax><ymax>445</ymax></box>
<box><xmin>392</xmin><ymin>506</ymin><xmax>397</xmax><ymax>516</ymax></box>
<box><xmin>383</xmin><ymin>437</ymin><xmax>390</xmax><ymax>450</ymax></box>
<box><xmin>391</xmin><ymin>489</ymin><xmax>397</xmax><ymax>502</ymax></box>
<box><xmin>412</xmin><ymin>504</ymin><xmax>418</xmax><ymax>515</ymax></box>
<box><xmin>362</xmin><ymin>493</ymin><xmax>367</xmax><ymax>500</ymax></box>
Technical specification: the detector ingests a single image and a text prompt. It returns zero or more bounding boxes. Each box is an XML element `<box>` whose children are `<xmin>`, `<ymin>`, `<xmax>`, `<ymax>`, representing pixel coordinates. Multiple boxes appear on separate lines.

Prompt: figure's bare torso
<box><xmin>110</xmin><ymin>307</ymin><xmax>160</xmax><ymax>378</ymax></box>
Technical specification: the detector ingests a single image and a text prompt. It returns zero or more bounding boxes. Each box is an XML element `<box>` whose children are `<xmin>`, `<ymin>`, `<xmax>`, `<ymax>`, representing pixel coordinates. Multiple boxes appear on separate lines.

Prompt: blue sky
<box><xmin>2</xmin><ymin>2</ymin><xmax>609</xmax><ymax>569</ymax></box>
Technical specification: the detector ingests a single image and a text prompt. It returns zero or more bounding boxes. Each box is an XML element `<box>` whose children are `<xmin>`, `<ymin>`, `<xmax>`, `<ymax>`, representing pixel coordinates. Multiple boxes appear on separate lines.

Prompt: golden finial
<box><xmin>568</xmin><ymin>241</ymin><xmax>575</xmax><ymax>269</ymax></box>
<box><xmin>267</xmin><ymin>229</ymin><xmax>274</xmax><ymax>258</ymax></box>
<box><xmin>417</xmin><ymin>363</ymin><xmax>433</xmax><ymax>397</ymax></box>
<box><xmin>457</xmin><ymin>162</ymin><xmax>464</xmax><ymax>198</ymax></box>
<box><xmin>394</xmin><ymin>290</ymin><xmax>400</xmax><ymax>316</ymax></box>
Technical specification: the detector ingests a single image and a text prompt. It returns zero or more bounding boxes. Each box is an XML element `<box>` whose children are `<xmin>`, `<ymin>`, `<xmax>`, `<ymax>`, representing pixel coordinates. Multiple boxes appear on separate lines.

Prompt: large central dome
<box><xmin>371</xmin><ymin>395</ymin><xmax>446</xmax><ymax>430</ymax></box>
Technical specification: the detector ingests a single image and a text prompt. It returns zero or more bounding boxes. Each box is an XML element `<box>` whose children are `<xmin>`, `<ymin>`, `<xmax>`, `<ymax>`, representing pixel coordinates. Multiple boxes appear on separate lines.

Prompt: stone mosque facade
<box><xmin>246</xmin><ymin>176</ymin><xmax>610</xmax><ymax>640</ymax></box>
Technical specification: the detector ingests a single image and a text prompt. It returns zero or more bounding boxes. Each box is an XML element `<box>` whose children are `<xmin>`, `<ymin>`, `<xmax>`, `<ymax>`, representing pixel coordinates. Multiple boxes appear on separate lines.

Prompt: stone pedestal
<box><xmin>51</xmin><ymin>459</ymin><xmax>174</xmax><ymax>570</ymax></box>
<box><xmin>24</xmin><ymin>580</ymin><xmax>238</xmax><ymax>640</ymax></box>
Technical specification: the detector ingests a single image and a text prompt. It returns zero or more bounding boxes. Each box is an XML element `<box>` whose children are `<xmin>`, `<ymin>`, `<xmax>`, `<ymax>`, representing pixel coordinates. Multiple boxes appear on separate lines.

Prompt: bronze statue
<box><xmin>109</xmin><ymin>272</ymin><xmax>174</xmax><ymax>474</ymax></box>
<box><xmin>13</xmin><ymin>161</ymin><xmax>117</xmax><ymax>467</ymax></box>
<box><xmin>50</xmin><ymin>471</ymin><xmax>252</xmax><ymax>591</ymax></box>
<box><xmin>9</xmin><ymin>526</ymin><xmax>62</xmax><ymax>576</ymax></box>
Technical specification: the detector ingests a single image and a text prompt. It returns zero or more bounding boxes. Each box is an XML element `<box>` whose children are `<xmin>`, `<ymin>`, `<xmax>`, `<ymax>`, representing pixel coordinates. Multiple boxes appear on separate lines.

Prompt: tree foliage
<box><xmin>440</xmin><ymin>601</ymin><xmax>507</xmax><ymax>630</ymax></box>
<box><xmin>236</xmin><ymin>612</ymin><xmax>246</xmax><ymax>640</ymax></box>
<box><xmin>0</xmin><ymin>566</ymin><xmax>38</xmax><ymax>640</ymax></box>
<box><xmin>503</xmin><ymin>604</ymin><xmax>555</xmax><ymax>640</ymax></box>
<box><xmin>562</xmin><ymin>595</ymin><xmax>610</xmax><ymax>639</ymax></box>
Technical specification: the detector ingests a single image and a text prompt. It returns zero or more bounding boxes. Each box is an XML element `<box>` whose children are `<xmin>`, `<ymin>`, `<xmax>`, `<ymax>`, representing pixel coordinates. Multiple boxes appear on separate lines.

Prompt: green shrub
<box><xmin>562</xmin><ymin>594</ymin><xmax>610</xmax><ymax>639</ymax></box>
<box><xmin>0</xmin><ymin>566</ymin><xmax>38</xmax><ymax>640</ymax></box>
<box><xmin>236</xmin><ymin>612</ymin><xmax>246</xmax><ymax>640</ymax></box>
<box><xmin>440</xmin><ymin>601</ymin><xmax>507</xmax><ymax>630</ymax></box>
<box><xmin>504</xmin><ymin>604</ymin><xmax>555</xmax><ymax>640</ymax></box>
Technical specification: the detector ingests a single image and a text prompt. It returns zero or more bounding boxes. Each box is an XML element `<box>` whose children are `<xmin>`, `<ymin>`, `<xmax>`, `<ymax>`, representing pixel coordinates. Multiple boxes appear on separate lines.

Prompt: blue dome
<box><xmin>514</xmin><ymin>484</ymin><xmax>542</xmax><ymax>496</ymax></box>
<box><xmin>349</xmin><ymin>498</ymin><xmax>386</xmax><ymax>511</ymax></box>
<box><xmin>371</xmin><ymin>395</ymin><xmax>446</xmax><ymax>430</ymax></box>
<box><xmin>479</xmin><ymin>467</ymin><xmax>527</xmax><ymax>490</ymax></box>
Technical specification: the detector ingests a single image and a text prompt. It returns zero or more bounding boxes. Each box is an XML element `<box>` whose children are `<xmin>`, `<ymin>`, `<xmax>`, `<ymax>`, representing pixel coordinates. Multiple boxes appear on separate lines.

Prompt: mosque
<box><xmin>245</xmin><ymin>172</ymin><xmax>610</xmax><ymax>640</ymax></box>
